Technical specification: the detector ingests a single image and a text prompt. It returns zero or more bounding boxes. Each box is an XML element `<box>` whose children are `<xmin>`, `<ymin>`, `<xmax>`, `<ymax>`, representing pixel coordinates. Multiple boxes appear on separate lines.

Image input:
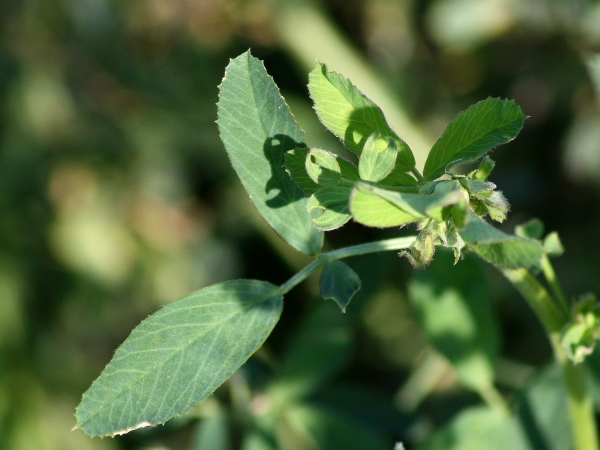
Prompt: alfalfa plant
<box><xmin>75</xmin><ymin>51</ymin><xmax>600</xmax><ymax>450</ymax></box>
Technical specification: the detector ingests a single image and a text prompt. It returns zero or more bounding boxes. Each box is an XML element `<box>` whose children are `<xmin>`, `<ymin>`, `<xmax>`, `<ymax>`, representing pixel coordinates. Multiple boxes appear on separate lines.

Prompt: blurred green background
<box><xmin>2</xmin><ymin>0</ymin><xmax>600</xmax><ymax>449</ymax></box>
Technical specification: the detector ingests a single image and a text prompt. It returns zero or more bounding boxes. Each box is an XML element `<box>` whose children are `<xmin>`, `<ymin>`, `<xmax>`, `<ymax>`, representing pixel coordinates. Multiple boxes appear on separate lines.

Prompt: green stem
<box><xmin>412</xmin><ymin>167</ymin><xmax>425</xmax><ymax>184</ymax></box>
<box><xmin>502</xmin><ymin>268</ymin><xmax>599</xmax><ymax>450</ymax></box>
<box><xmin>541</xmin><ymin>254</ymin><xmax>570</xmax><ymax>316</ymax></box>
<box><xmin>279</xmin><ymin>236</ymin><xmax>416</xmax><ymax>294</ymax></box>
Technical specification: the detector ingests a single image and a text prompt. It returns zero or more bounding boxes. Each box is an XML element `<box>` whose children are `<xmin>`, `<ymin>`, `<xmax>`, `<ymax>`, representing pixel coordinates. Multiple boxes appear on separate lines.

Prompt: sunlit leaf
<box><xmin>308</xmin><ymin>62</ymin><xmax>415</xmax><ymax>170</ymax></box>
<box><xmin>75</xmin><ymin>280</ymin><xmax>283</xmax><ymax>437</ymax></box>
<box><xmin>320</xmin><ymin>260</ymin><xmax>361</xmax><ymax>312</ymax></box>
<box><xmin>217</xmin><ymin>51</ymin><xmax>323</xmax><ymax>254</ymax></box>
<box><xmin>305</xmin><ymin>148</ymin><xmax>342</xmax><ymax>186</ymax></box>
<box><xmin>350</xmin><ymin>183</ymin><xmax>463</xmax><ymax>228</ymax></box>
<box><xmin>423</xmin><ymin>98</ymin><xmax>526</xmax><ymax>181</ymax></box>
<box><xmin>358</xmin><ymin>133</ymin><xmax>398</xmax><ymax>182</ymax></box>
<box><xmin>349</xmin><ymin>184</ymin><xmax>421</xmax><ymax>228</ymax></box>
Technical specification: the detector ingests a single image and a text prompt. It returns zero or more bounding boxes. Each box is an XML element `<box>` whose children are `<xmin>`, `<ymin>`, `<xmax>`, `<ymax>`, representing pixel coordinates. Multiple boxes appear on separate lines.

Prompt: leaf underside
<box><xmin>218</xmin><ymin>50</ymin><xmax>323</xmax><ymax>254</ymax></box>
<box><xmin>75</xmin><ymin>279</ymin><xmax>283</xmax><ymax>437</ymax></box>
<box><xmin>460</xmin><ymin>212</ymin><xmax>544</xmax><ymax>269</ymax></box>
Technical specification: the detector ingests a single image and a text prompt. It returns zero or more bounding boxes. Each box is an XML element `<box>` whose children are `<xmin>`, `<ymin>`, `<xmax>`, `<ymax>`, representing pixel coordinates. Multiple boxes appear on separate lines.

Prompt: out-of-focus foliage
<box><xmin>2</xmin><ymin>0</ymin><xmax>600</xmax><ymax>449</ymax></box>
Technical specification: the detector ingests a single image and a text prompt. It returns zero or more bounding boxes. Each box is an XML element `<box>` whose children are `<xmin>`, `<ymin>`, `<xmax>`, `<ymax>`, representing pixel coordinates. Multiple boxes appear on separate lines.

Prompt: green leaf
<box><xmin>349</xmin><ymin>184</ymin><xmax>421</xmax><ymax>228</ymax></box>
<box><xmin>409</xmin><ymin>252</ymin><xmax>500</xmax><ymax>391</ymax></box>
<box><xmin>423</xmin><ymin>98</ymin><xmax>526</xmax><ymax>181</ymax></box>
<box><xmin>350</xmin><ymin>183</ymin><xmax>464</xmax><ymax>228</ymax></box>
<box><xmin>420</xmin><ymin>406</ymin><xmax>529</xmax><ymax>450</ymax></box>
<box><xmin>378</xmin><ymin>163</ymin><xmax>419</xmax><ymax>187</ymax></box>
<box><xmin>217</xmin><ymin>51</ymin><xmax>323</xmax><ymax>255</ymax></box>
<box><xmin>193</xmin><ymin>409</ymin><xmax>231</xmax><ymax>450</ymax></box>
<box><xmin>307</xmin><ymin>186</ymin><xmax>352</xmax><ymax>231</ymax></box>
<box><xmin>320</xmin><ymin>260</ymin><xmax>362</xmax><ymax>312</ymax></box>
<box><xmin>543</xmin><ymin>231</ymin><xmax>564</xmax><ymax>257</ymax></box>
<box><xmin>284</xmin><ymin>148</ymin><xmax>321</xmax><ymax>195</ymax></box>
<box><xmin>515</xmin><ymin>218</ymin><xmax>544</xmax><ymax>240</ymax></box>
<box><xmin>270</xmin><ymin>302</ymin><xmax>352</xmax><ymax>402</ymax></box>
<box><xmin>305</xmin><ymin>148</ymin><xmax>342</xmax><ymax>186</ymax></box>
<box><xmin>358</xmin><ymin>133</ymin><xmax>398</xmax><ymax>182</ymax></box>
<box><xmin>308</xmin><ymin>62</ymin><xmax>415</xmax><ymax>170</ymax></box>
<box><xmin>75</xmin><ymin>279</ymin><xmax>283</xmax><ymax>437</ymax></box>
<box><xmin>470</xmin><ymin>156</ymin><xmax>496</xmax><ymax>181</ymax></box>
<box><xmin>459</xmin><ymin>212</ymin><xmax>545</xmax><ymax>269</ymax></box>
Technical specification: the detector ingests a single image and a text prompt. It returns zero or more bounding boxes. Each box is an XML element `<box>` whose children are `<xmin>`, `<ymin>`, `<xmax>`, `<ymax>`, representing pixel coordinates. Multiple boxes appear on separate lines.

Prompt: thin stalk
<box><xmin>478</xmin><ymin>385</ymin><xmax>510</xmax><ymax>416</ymax></box>
<box><xmin>502</xmin><ymin>268</ymin><xmax>599</xmax><ymax>450</ymax></box>
<box><xmin>412</xmin><ymin>167</ymin><xmax>425</xmax><ymax>184</ymax></box>
<box><xmin>541</xmin><ymin>254</ymin><xmax>570</xmax><ymax>316</ymax></box>
<box><xmin>279</xmin><ymin>236</ymin><xmax>416</xmax><ymax>294</ymax></box>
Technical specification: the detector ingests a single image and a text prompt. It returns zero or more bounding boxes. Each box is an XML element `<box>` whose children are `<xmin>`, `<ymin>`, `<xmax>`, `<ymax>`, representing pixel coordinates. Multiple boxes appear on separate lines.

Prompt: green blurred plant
<box><xmin>74</xmin><ymin>50</ymin><xmax>600</xmax><ymax>450</ymax></box>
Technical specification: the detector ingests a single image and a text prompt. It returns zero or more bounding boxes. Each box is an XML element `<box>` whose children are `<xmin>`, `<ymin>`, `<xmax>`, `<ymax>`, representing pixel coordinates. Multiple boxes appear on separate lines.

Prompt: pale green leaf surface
<box><xmin>75</xmin><ymin>280</ymin><xmax>283</xmax><ymax>437</ymax></box>
<box><xmin>423</xmin><ymin>98</ymin><xmax>526</xmax><ymax>181</ymax></box>
<box><xmin>306</xmin><ymin>148</ymin><xmax>342</xmax><ymax>186</ymax></box>
<box><xmin>308</xmin><ymin>63</ymin><xmax>415</xmax><ymax>171</ymax></box>
<box><xmin>217</xmin><ymin>51</ymin><xmax>323</xmax><ymax>254</ymax></box>
<box><xmin>307</xmin><ymin>186</ymin><xmax>352</xmax><ymax>231</ymax></box>
<box><xmin>320</xmin><ymin>260</ymin><xmax>361</xmax><ymax>312</ymax></box>
<box><xmin>459</xmin><ymin>212</ymin><xmax>544</xmax><ymax>269</ymax></box>
<box><xmin>358</xmin><ymin>133</ymin><xmax>398</xmax><ymax>182</ymax></box>
<box><xmin>409</xmin><ymin>252</ymin><xmax>499</xmax><ymax>391</ymax></box>
<box><xmin>350</xmin><ymin>184</ymin><xmax>421</xmax><ymax>228</ymax></box>
<box><xmin>353</xmin><ymin>183</ymin><xmax>463</xmax><ymax>223</ymax></box>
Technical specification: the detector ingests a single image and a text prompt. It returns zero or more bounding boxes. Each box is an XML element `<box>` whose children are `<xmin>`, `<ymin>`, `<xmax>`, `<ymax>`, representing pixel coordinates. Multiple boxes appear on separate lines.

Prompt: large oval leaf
<box><xmin>217</xmin><ymin>51</ymin><xmax>323</xmax><ymax>254</ymax></box>
<box><xmin>75</xmin><ymin>279</ymin><xmax>283</xmax><ymax>437</ymax></box>
<box><xmin>423</xmin><ymin>98</ymin><xmax>526</xmax><ymax>181</ymax></box>
<box><xmin>308</xmin><ymin>62</ymin><xmax>415</xmax><ymax>171</ymax></box>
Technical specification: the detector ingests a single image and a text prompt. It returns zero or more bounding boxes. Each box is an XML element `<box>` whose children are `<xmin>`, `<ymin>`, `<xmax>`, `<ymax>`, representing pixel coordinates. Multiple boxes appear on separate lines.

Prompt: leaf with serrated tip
<box><xmin>423</xmin><ymin>98</ymin><xmax>526</xmax><ymax>181</ymax></box>
<box><xmin>75</xmin><ymin>279</ymin><xmax>283</xmax><ymax>437</ymax></box>
<box><xmin>308</xmin><ymin>62</ymin><xmax>415</xmax><ymax>171</ymax></box>
<box><xmin>217</xmin><ymin>51</ymin><xmax>323</xmax><ymax>254</ymax></box>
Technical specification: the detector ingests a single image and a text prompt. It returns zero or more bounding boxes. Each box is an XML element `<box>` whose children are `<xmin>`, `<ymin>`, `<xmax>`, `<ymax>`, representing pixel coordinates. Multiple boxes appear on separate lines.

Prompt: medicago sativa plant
<box><xmin>75</xmin><ymin>50</ymin><xmax>600</xmax><ymax>450</ymax></box>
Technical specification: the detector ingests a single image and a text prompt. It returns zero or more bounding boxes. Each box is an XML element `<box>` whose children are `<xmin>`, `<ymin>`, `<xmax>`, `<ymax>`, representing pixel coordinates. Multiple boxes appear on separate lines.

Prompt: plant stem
<box><xmin>541</xmin><ymin>254</ymin><xmax>570</xmax><ymax>316</ymax></box>
<box><xmin>279</xmin><ymin>235</ymin><xmax>416</xmax><ymax>294</ymax></box>
<box><xmin>502</xmin><ymin>268</ymin><xmax>599</xmax><ymax>450</ymax></box>
<box><xmin>412</xmin><ymin>167</ymin><xmax>425</xmax><ymax>184</ymax></box>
